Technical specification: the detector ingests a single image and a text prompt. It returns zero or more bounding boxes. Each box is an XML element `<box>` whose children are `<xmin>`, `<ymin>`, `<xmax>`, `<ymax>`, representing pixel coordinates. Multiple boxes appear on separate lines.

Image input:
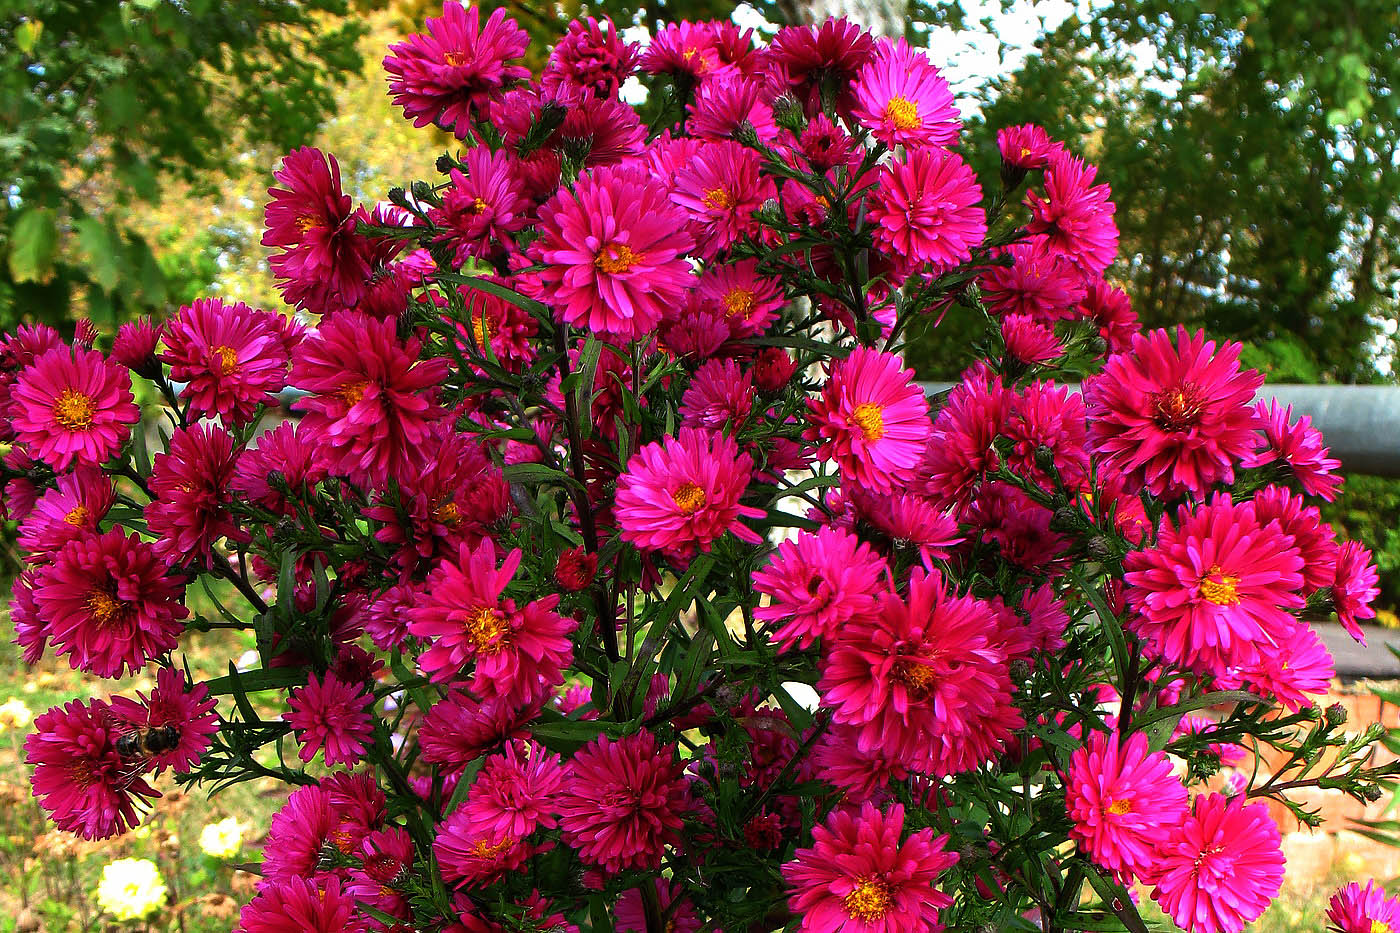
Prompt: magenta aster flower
<box><xmin>26</xmin><ymin>698</ymin><xmax>158</xmax><ymax>839</ymax></box>
<box><xmin>261</xmin><ymin>783</ymin><xmax>336</xmax><ymax>883</ymax></box>
<box><xmin>980</xmin><ymin>239</ymin><xmax>1088</xmax><ymax>322</ymax></box>
<box><xmin>1001</xmin><ymin>314</ymin><xmax>1063</xmax><ymax>365</ymax></box>
<box><xmin>429</xmin><ymin>148</ymin><xmax>529</xmax><ymax>266</ymax></box>
<box><xmin>639</xmin><ymin>21</ymin><xmax>728</xmax><ymax>81</ymax></box>
<box><xmin>231</xmin><ymin>421</ymin><xmax>327</xmax><ymax>514</ymax></box>
<box><xmin>159</xmin><ymin>298</ymin><xmax>288</xmax><ymax>425</ymax></box>
<box><xmin>1251</xmin><ymin>485</ymin><xmax>1338</xmax><ymax>592</ymax></box>
<box><xmin>782</xmin><ymin>802</ymin><xmax>958</xmax><ymax>933</ymax></box>
<box><xmin>918</xmin><ymin>370</ymin><xmax>1010</xmax><ymax>510</ymax></box>
<box><xmin>558</xmin><ymin>90</ymin><xmax>645</xmax><ymax>168</ymax></box>
<box><xmin>1125</xmin><ymin>495</ymin><xmax>1304</xmax><ymax>676</ymax></box>
<box><xmin>1006</xmin><ymin>380</ymin><xmax>1090</xmax><ymax>490</ymax></box>
<box><xmin>695</xmin><ymin>260</ymin><xmax>785</xmax><ymax>339</ymax></box>
<box><xmin>831</xmin><ymin>485</ymin><xmax>964</xmax><ymax>570</ymax></box>
<box><xmin>36</xmin><ymin>528</ymin><xmax>187</xmax><ymax>678</ymax></box>
<box><xmin>820</xmin><ymin>567</ymin><xmax>1019</xmax><ymax>775</ymax></box>
<box><xmin>238</xmin><ymin>875</ymin><xmax>366</xmax><ymax>933</ymax></box>
<box><xmin>1245</xmin><ymin>399</ymin><xmax>1343</xmax><ymax>501</ymax></box>
<box><xmin>110</xmin><ymin>667</ymin><xmax>218</xmax><ymax>775</ymax></box>
<box><xmin>542</xmin><ymin>16</ymin><xmax>639</xmax><ymax>98</ymax></box>
<box><xmin>111</xmin><ymin>318</ymin><xmax>162</xmax><ymax>375</ymax></box>
<box><xmin>291</xmin><ymin>311</ymin><xmax>448</xmax><ymax>489</ymax></box>
<box><xmin>806</xmin><ymin>348</ymin><xmax>932</xmax><ymax>494</ymax></box>
<box><xmin>456</xmin><ymin>280</ymin><xmax>540</xmax><ymax>369</ymax></box>
<box><xmin>419</xmin><ymin>691</ymin><xmax>538</xmax><ymax>772</ymax></box>
<box><xmin>752</xmin><ymin>525</ymin><xmax>889</xmax><ymax>650</ymax></box>
<box><xmin>615</xmin><ymin>427</ymin><xmax>765</xmax><ymax>555</ymax></box>
<box><xmin>1084</xmin><ymin>327</ymin><xmax>1263</xmax><ymax>497</ymax></box>
<box><xmin>408</xmin><ymin>540</ymin><xmax>574</xmax><ymax>704</ymax></box>
<box><xmin>671</xmin><ymin>140</ymin><xmax>775</xmax><ymax>260</ymax></box>
<box><xmin>679</xmin><ymin>358</ymin><xmax>754</xmax><ymax>431</ymax></box>
<box><xmin>529</xmin><ymin>163</ymin><xmax>695</xmax><ymax>340</ymax></box>
<box><xmin>1222</xmin><ymin>618</ymin><xmax>1334</xmax><ymax>712</ymax></box>
<box><xmin>616</xmin><ymin>880</ymin><xmax>701</xmax><ymax>933</ymax></box>
<box><xmin>384</xmin><ymin>2</ymin><xmax>529</xmax><ymax>136</ymax></box>
<box><xmin>17</xmin><ymin>465</ymin><xmax>112</xmax><ymax>562</ymax></box>
<box><xmin>463</xmin><ymin>739</ymin><xmax>565</xmax><ymax>838</ymax></box>
<box><xmin>435</xmin><ymin>809</ymin><xmax>536</xmax><ymax>889</ymax></box>
<box><xmin>284</xmin><ymin>672</ymin><xmax>373</xmax><ymax>767</ymax></box>
<box><xmin>1327</xmin><ymin>880</ymin><xmax>1400</xmax><ymax>933</ymax></box>
<box><xmin>1147</xmin><ymin>793</ymin><xmax>1284</xmax><ymax>933</ymax></box>
<box><xmin>686</xmin><ymin>75</ymin><xmax>778</xmax><ymax>142</ymax></box>
<box><xmin>1026</xmin><ymin>149</ymin><xmax>1119</xmax><ymax>275</ymax></box>
<box><xmin>557</xmin><ymin>730</ymin><xmax>692</xmax><ymax>873</ymax></box>
<box><xmin>10</xmin><ymin>570</ymin><xmax>46</xmax><ymax>664</ymax></box>
<box><xmin>12</xmin><ymin>346</ymin><xmax>138</xmax><ymax>471</ymax></box>
<box><xmin>767</xmin><ymin>17</ymin><xmax>875</xmax><ymax>119</ymax></box>
<box><xmin>868</xmin><ymin>147</ymin><xmax>985</xmax><ymax>273</ymax></box>
<box><xmin>262</xmin><ymin>147</ymin><xmax>373</xmax><ymax>314</ymax></box>
<box><xmin>1078</xmin><ymin>278</ymin><xmax>1139</xmax><ymax>354</ymax></box>
<box><xmin>1333</xmin><ymin>540</ymin><xmax>1380</xmax><ymax>643</ymax></box>
<box><xmin>851</xmin><ymin>38</ymin><xmax>959</xmax><ymax>149</ymax></box>
<box><xmin>1064</xmin><ymin>730</ymin><xmax>1187</xmax><ymax>878</ymax></box>
<box><xmin>798</xmin><ymin>112</ymin><xmax>858</xmax><ymax>172</ymax></box>
<box><xmin>997</xmin><ymin>123</ymin><xmax>1061</xmax><ymax>169</ymax></box>
<box><xmin>146</xmin><ymin>423</ymin><xmax>242</xmax><ymax>566</ymax></box>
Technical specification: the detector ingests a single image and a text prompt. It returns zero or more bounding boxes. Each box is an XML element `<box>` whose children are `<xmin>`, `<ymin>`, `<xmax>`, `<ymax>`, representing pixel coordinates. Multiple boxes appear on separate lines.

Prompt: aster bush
<box><xmin>3</xmin><ymin>5</ymin><xmax>1397</xmax><ymax>933</ymax></box>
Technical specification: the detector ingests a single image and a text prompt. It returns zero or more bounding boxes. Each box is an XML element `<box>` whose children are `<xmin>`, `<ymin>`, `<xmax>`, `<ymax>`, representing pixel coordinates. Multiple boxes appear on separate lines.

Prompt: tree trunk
<box><xmin>774</xmin><ymin>0</ymin><xmax>906</xmax><ymax>37</ymax></box>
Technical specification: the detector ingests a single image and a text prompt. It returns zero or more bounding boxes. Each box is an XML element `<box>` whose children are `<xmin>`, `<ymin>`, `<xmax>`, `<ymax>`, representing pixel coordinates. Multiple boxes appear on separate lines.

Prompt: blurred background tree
<box><xmin>0</xmin><ymin>0</ymin><xmax>369</xmax><ymax>331</ymax></box>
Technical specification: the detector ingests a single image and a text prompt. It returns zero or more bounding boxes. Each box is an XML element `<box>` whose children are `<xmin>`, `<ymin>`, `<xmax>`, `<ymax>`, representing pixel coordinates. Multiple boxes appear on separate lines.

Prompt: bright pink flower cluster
<box><xmin>2</xmin><ymin>6</ymin><xmax>1386</xmax><ymax>933</ymax></box>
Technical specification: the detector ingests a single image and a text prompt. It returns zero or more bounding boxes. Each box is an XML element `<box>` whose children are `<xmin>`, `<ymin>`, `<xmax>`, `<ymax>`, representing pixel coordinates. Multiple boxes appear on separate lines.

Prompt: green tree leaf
<box><xmin>7</xmin><ymin>207</ymin><xmax>58</xmax><ymax>284</ymax></box>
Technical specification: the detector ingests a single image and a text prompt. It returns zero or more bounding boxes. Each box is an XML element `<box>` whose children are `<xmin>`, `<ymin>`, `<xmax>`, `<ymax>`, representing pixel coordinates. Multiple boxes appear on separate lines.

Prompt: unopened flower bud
<box><xmin>387</xmin><ymin>186</ymin><xmax>410</xmax><ymax>207</ymax></box>
<box><xmin>410</xmin><ymin>180</ymin><xmax>434</xmax><ymax>202</ymax></box>
<box><xmin>1050</xmin><ymin>505</ymin><xmax>1081</xmax><ymax>533</ymax></box>
<box><xmin>1325</xmin><ymin>702</ymin><xmax>1348</xmax><ymax>728</ymax></box>
<box><xmin>1085</xmin><ymin>536</ymin><xmax>1114</xmax><ymax>561</ymax></box>
<box><xmin>1034</xmin><ymin>444</ymin><xmax>1059</xmax><ymax>474</ymax></box>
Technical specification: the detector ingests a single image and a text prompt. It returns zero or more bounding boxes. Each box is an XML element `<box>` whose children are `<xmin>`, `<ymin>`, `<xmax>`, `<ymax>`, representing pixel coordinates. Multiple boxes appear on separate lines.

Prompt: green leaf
<box><xmin>1083</xmin><ymin>864</ymin><xmax>1150</xmax><ymax>933</ymax></box>
<box><xmin>15</xmin><ymin>20</ymin><xmax>42</xmax><ymax>54</ymax></box>
<box><xmin>75</xmin><ymin>216</ymin><xmax>121</xmax><ymax>293</ymax></box>
<box><xmin>1137</xmin><ymin>690</ymin><xmax>1263</xmax><ymax>750</ymax></box>
<box><xmin>203</xmin><ymin>666</ymin><xmax>306</xmax><ymax>697</ymax></box>
<box><xmin>8</xmin><ymin>207</ymin><xmax>58</xmax><ymax>284</ymax></box>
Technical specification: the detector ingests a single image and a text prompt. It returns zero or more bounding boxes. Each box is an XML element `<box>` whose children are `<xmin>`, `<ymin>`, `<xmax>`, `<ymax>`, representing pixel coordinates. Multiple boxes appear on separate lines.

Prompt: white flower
<box><xmin>95</xmin><ymin>858</ymin><xmax>167</xmax><ymax>921</ymax></box>
<box><xmin>199</xmin><ymin>817</ymin><xmax>245</xmax><ymax>859</ymax></box>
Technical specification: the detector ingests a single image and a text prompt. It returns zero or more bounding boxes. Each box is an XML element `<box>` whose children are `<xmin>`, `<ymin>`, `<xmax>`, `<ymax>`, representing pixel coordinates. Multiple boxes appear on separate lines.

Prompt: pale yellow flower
<box><xmin>0</xmin><ymin>697</ymin><xmax>33</xmax><ymax>731</ymax></box>
<box><xmin>199</xmin><ymin>817</ymin><xmax>245</xmax><ymax>859</ymax></box>
<box><xmin>95</xmin><ymin>858</ymin><xmax>167</xmax><ymax>921</ymax></box>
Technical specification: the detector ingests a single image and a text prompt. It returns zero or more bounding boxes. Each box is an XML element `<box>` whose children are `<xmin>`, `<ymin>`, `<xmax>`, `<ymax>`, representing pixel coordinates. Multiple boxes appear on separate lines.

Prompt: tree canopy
<box><xmin>0</xmin><ymin>0</ymin><xmax>368</xmax><ymax>330</ymax></box>
<box><xmin>909</xmin><ymin>0</ymin><xmax>1400</xmax><ymax>384</ymax></box>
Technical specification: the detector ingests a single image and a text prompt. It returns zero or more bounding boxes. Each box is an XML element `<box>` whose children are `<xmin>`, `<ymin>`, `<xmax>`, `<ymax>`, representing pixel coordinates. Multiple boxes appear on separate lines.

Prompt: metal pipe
<box><xmin>920</xmin><ymin>383</ymin><xmax>1400</xmax><ymax>477</ymax></box>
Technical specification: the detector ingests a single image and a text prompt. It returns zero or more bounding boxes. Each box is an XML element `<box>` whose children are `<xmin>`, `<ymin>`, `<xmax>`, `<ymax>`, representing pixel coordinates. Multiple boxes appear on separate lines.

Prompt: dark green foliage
<box><xmin>0</xmin><ymin>0</ymin><xmax>369</xmax><ymax>330</ymax></box>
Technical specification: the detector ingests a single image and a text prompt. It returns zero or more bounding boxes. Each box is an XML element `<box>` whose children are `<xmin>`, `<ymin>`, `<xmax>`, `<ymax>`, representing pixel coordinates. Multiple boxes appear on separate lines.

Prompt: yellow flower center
<box><xmin>432</xmin><ymin>500</ymin><xmax>461</xmax><ymax>525</ymax></box>
<box><xmin>64</xmin><ymin>505</ymin><xmax>90</xmax><ymax>527</ymax></box>
<box><xmin>884</xmin><ymin>96</ymin><xmax>920</xmax><ymax>130</ymax></box>
<box><xmin>213</xmin><ymin>345</ymin><xmax>239</xmax><ymax>377</ymax></box>
<box><xmin>843</xmin><ymin>877</ymin><xmax>894</xmax><ymax>921</ymax></box>
<box><xmin>86</xmin><ymin>588</ymin><xmax>127</xmax><ymax>627</ymax></box>
<box><xmin>296</xmin><ymin>214</ymin><xmax>322</xmax><ymax>233</ymax></box>
<box><xmin>337</xmin><ymin>380</ymin><xmax>370</xmax><ymax>407</ymax></box>
<box><xmin>723</xmin><ymin>289</ymin><xmax>756</xmax><ymax>318</ymax></box>
<box><xmin>443</xmin><ymin>50</ymin><xmax>468</xmax><ymax>67</ymax></box>
<box><xmin>595</xmin><ymin>244</ymin><xmax>642</xmax><ymax>275</ymax></box>
<box><xmin>1198</xmin><ymin>566</ymin><xmax>1241</xmax><ymax>606</ymax></box>
<box><xmin>1371</xmin><ymin>922</ymin><xmax>1394</xmax><ymax>933</ymax></box>
<box><xmin>894</xmin><ymin>657</ymin><xmax>936</xmax><ymax>697</ymax></box>
<box><xmin>849</xmin><ymin>402</ymin><xmax>886</xmax><ymax>441</ymax></box>
<box><xmin>52</xmin><ymin>389</ymin><xmax>97</xmax><ymax>431</ymax></box>
<box><xmin>470</xmin><ymin>838</ymin><xmax>511</xmax><ymax>860</ymax></box>
<box><xmin>1107</xmin><ymin>798</ymin><xmax>1132</xmax><ymax>816</ymax></box>
<box><xmin>703</xmin><ymin>186</ymin><xmax>735</xmax><ymax>210</ymax></box>
<box><xmin>464</xmin><ymin>606</ymin><xmax>509</xmax><ymax>654</ymax></box>
<box><xmin>672</xmin><ymin>482</ymin><xmax>707</xmax><ymax>515</ymax></box>
<box><xmin>1020</xmin><ymin>146</ymin><xmax>1032</xmax><ymax>158</ymax></box>
<box><xmin>470</xmin><ymin>312</ymin><xmax>496</xmax><ymax>348</ymax></box>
